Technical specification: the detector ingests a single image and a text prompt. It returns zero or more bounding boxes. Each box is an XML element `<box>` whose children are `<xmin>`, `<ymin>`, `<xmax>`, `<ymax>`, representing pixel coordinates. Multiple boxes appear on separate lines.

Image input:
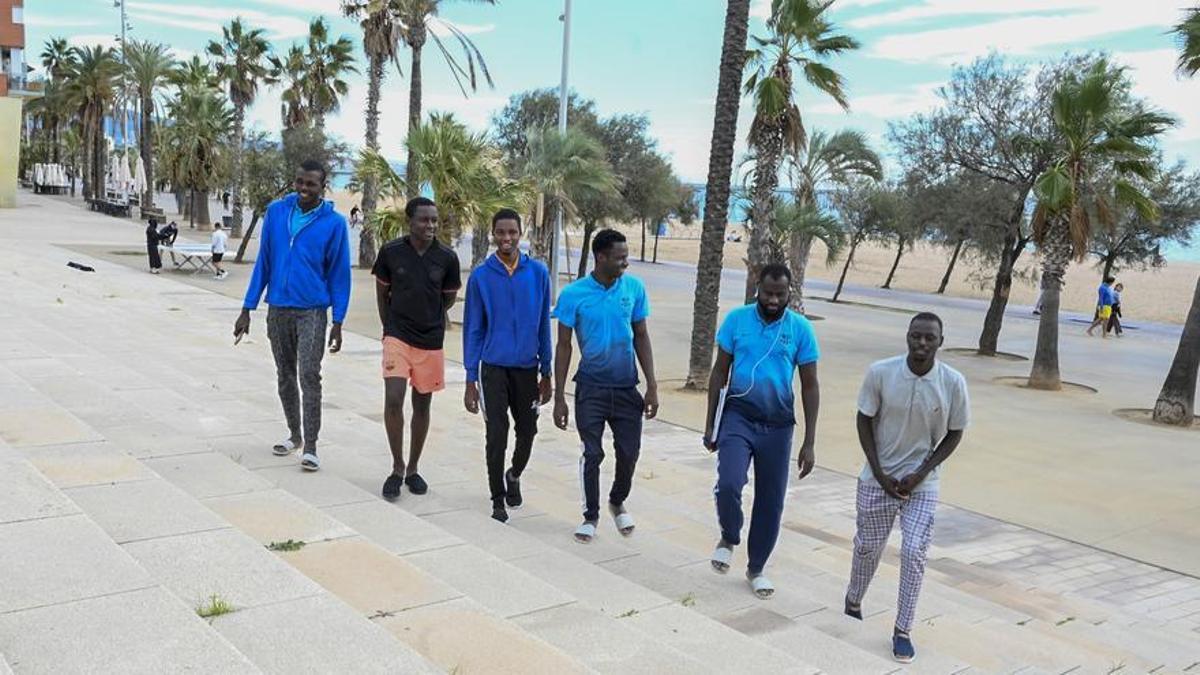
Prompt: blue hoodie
<box><xmin>463</xmin><ymin>253</ymin><xmax>552</xmax><ymax>383</ymax></box>
<box><xmin>242</xmin><ymin>193</ymin><xmax>352</xmax><ymax>323</ymax></box>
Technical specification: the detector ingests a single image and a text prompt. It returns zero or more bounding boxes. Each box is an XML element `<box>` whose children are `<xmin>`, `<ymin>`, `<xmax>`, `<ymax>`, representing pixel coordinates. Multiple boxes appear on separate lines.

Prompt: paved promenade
<box><xmin>2</xmin><ymin>191</ymin><xmax>1198</xmax><ymax>672</ymax></box>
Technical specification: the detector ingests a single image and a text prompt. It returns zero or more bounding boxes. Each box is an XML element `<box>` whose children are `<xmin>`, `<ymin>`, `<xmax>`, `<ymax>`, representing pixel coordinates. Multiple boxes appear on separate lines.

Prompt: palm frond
<box><xmin>802</xmin><ymin>62</ymin><xmax>849</xmax><ymax>109</ymax></box>
<box><xmin>1171</xmin><ymin>6</ymin><xmax>1200</xmax><ymax>77</ymax></box>
<box><xmin>1068</xmin><ymin>202</ymin><xmax>1091</xmax><ymax>260</ymax></box>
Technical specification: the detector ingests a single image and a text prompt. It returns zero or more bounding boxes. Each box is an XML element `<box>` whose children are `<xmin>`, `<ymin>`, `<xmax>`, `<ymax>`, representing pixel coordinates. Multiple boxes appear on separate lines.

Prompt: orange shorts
<box><xmin>382</xmin><ymin>337</ymin><xmax>445</xmax><ymax>393</ymax></box>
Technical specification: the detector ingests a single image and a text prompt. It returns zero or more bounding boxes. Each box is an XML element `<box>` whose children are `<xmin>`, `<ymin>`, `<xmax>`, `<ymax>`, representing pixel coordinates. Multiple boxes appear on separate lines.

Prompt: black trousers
<box><xmin>574</xmin><ymin>383</ymin><xmax>643</xmax><ymax>522</ymax></box>
<box><xmin>480</xmin><ymin>364</ymin><xmax>539</xmax><ymax>502</ymax></box>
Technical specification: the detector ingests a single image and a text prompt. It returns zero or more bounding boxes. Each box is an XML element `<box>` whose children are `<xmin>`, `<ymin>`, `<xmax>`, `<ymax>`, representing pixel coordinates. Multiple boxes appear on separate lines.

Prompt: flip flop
<box><xmin>748</xmin><ymin>574</ymin><xmax>775</xmax><ymax>599</ymax></box>
<box><xmin>300</xmin><ymin>452</ymin><xmax>320</xmax><ymax>472</ymax></box>
<box><xmin>612</xmin><ymin>510</ymin><xmax>635</xmax><ymax>537</ymax></box>
<box><xmin>711</xmin><ymin>544</ymin><xmax>733</xmax><ymax>574</ymax></box>
<box><xmin>574</xmin><ymin>521</ymin><xmax>597</xmax><ymax>544</ymax></box>
<box><xmin>273</xmin><ymin>438</ymin><xmax>300</xmax><ymax>456</ymax></box>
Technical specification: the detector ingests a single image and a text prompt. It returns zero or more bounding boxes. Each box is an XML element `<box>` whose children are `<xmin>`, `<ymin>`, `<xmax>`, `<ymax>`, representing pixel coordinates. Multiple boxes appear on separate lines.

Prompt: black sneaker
<box><xmin>844</xmin><ymin>597</ymin><xmax>863</xmax><ymax>620</ymax></box>
<box><xmin>382</xmin><ymin>474</ymin><xmax>404</xmax><ymax>501</ymax></box>
<box><xmin>491</xmin><ymin>500</ymin><xmax>509</xmax><ymax>523</ymax></box>
<box><xmin>504</xmin><ymin>469</ymin><xmax>522</xmax><ymax>508</ymax></box>
<box><xmin>405</xmin><ymin>473</ymin><xmax>428</xmax><ymax>495</ymax></box>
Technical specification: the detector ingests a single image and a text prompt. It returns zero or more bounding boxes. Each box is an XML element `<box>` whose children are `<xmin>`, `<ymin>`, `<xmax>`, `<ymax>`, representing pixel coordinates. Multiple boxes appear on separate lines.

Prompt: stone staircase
<box><xmin>2</xmin><ymin>243</ymin><xmax>1199</xmax><ymax>674</ymax></box>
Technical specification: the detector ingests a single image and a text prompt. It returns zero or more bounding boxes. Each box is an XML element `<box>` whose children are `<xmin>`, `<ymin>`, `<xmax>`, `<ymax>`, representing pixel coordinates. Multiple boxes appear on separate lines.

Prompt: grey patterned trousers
<box><xmin>267</xmin><ymin>306</ymin><xmax>327</xmax><ymax>450</ymax></box>
<box><xmin>845</xmin><ymin>480</ymin><xmax>938</xmax><ymax>633</ymax></box>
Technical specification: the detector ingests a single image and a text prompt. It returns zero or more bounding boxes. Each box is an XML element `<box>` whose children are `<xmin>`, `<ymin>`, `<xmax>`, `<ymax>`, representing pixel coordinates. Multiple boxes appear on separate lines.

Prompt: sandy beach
<box><xmin>329</xmin><ymin>190</ymin><xmax>1199</xmax><ymax>326</ymax></box>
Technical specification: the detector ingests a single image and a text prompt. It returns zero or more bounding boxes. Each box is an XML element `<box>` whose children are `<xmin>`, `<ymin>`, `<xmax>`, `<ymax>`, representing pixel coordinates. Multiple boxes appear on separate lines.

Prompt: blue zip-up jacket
<box><xmin>463</xmin><ymin>253</ymin><xmax>552</xmax><ymax>383</ymax></box>
<box><xmin>242</xmin><ymin>193</ymin><xmax>352</xmax><ymax>323</ymax></box>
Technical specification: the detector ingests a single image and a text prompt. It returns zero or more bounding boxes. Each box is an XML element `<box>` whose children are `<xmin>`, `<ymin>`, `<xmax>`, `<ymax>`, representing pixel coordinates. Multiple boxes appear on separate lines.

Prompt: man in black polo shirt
<box><xmin>372</xmin><ymin>197</ymin><xmax>462</xmax><ymax>499</ymax></box>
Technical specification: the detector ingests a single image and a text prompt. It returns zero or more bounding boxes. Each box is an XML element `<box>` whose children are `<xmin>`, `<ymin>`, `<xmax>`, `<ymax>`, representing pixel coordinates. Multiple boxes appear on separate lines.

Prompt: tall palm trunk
<box><xmin>788</xmin><ymin>232</ymin><xmax>814</xmax><ymax>313</ymax></box>
<box><xmin>938</xmin><ymin>238</ymin><xmax>964</xmax><ymax>294</ymax></box>
<box><xmin>139</xmin><ymin>93</ymin><xmax>155</xmax><ymax>210</ymax></box>
<box><xmin>471</xmin><ymin>222</ymin><xmax>489</xmax><ymax>269</ymax></box>
<box><xmin>685</xmin><ymin>0</ymin><xmax>751</xmax><ymax>390</ymax></box>
<box><xmin>745</xmin><ymin>130</ymin><xmax>782</xmax><ymax>302</ymax></box>
<box><xmin>92</xmin><ymin>112</ymin><xmax>106</xmax><ymax>201</ymax></box>
<box><xmin>404</xmin><ymin>23</ymin><xmax>427</xmax><ymax>198</ymax></box>
<box><xmin>1028</xmin><ymin>219</ymin><xmax>1073</xmax><ymax>390</ymax></box>
<box><xmin>1153</xmin><ymin>276</ymin><xmax>1200</xmax><ymax>425</ymax></box>
<box><xmin>230</xmin><ymin>104</ymin><xmax>246</xmax><ymax>237</ymax></box>
<box><xmin>359</xmin><ymin>51</ymin><xmax>384</xmax><ymax>267</ymax></box>
<box><xmin>882</xmin><ymin>237</ymin><xmax>905</xmax><ymax>289</ymax></box>
<box><xmin>978</xmin><ymin>197</ymin><xmax>1031</xmax><ymax>355</ymax></box>
<box><xmin>832</xmin><ymin>235</ymin><xmax>861</xmax><ymax>302</ymax></box>
<box><xmin>578</xmin><ymin>221</ymin><xmax>596</xmax><ymax>279</ymax></box>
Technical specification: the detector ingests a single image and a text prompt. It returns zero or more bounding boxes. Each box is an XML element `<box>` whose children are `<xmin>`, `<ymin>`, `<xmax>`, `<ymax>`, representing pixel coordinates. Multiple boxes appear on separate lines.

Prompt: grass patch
<box><xmin>616</xmin><ymin>609</ymin><xmax>639</xmax><ymax>619</ymax></box>
<box><xmin>680</xmin><ymin>592</ymin><xmax>696</xmax><ymax>608</ymax></box>
<box><xmin>1055</xmin><ymin>616</ymin><xmax>1075</xmax><ymax>626</ymax></box>
<box><xmin>197</xmin><ymin>594</ymin><xmax>235</xmax><ymax>619</ymax></box>
<box><xmin>266</xmin><ymin>539</ymin><xmax>306</xmax><ymax>552</ymax></box>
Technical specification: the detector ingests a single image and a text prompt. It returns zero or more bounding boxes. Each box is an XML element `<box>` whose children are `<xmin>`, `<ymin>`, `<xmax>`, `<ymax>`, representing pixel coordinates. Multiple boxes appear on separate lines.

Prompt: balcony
<box><xmin>1</xmin><ymin>73</ymin><xmax>41</xmax><ymax>98</ymax></box>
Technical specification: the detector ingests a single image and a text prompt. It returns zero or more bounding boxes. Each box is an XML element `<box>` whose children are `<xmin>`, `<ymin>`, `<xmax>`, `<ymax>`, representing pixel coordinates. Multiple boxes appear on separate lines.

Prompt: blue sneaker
<box><xmin>892</xmin><ymin>630</ymin><xmax>915</xmax><ymax>663</ymax></box>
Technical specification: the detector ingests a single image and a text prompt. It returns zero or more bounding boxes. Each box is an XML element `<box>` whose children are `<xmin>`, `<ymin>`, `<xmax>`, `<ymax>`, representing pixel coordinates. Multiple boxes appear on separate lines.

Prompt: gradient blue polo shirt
<box><xmin>717</xmin><ymin>304</ymin><xmax>820</xmax><ymax>425</ymax></box>
<box><xmin>553</xmin><ymin>273</ymin><xmax>649</xmax><ymax>388</ymax></box>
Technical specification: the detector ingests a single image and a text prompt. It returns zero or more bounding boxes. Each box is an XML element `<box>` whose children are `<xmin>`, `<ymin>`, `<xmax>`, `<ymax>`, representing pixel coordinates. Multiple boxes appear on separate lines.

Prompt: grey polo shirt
<box><xmin>856</xmin><ymin>355</ymin><xmax>970</xmax><ymax>494</ymax></box>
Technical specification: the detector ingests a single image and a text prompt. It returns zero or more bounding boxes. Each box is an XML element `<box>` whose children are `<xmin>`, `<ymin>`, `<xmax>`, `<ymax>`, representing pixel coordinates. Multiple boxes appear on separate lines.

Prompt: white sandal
<box><xmin>612</xmin><ymin>511</ymin><xmax>635</xmax><ymax>537</ymax></box>
<box><xmin>711</xmin><ymin>544</ymin><xmax>733</xmax><ymax>574</ymax></box>
<box><xmin>748</xmin><ymin>574</ymin><xmax>775</xmax><ymax>599</ymax></box>
<box><xmin>273</xmin><ymin>438</ymin><xmax>301</xmax><ymax>456</ymax></box>
<box><xmin>300</xmin><ymin>452</ymin><xmax>320</xmax><ymax>472</ymax></box>
<box><xmin>574</xmin><ymin>521</ymin><xmax>597</xmax><ymax>544</ymax></box>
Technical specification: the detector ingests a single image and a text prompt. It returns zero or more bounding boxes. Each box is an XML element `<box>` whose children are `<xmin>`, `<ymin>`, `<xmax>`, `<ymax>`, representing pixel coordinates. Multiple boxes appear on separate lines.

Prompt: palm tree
<box><xmin>162</xmin><ymin>84</ymin><xmax>233</xmax><ymax>228</ymax></box>
<box><xmin>1174</xmin><ymin>6</ymin><xmax>1200</xmax><ymax>76</ymax></box>
<box><xmin>63</xmin><ymin>46</ymin><xmax>122</xmax><ymax>201</ymax></box>
<box><xmin>39</xmin><ymin>38</ymin><xmax>77</xmax><ymax>161</ymax></box>
<box><xmin>125</xmin><ymin>40</ymin><xmax>175</xmax><ymax>212</ymax></box>
<box><xmin>1154</xmin><ymin>7</ymin><xmax>1200</xmax><ymax>425</ymax></box>
<box><xmin>396</xmin><ymin>0</ymin><xmax>497</xmax><ymax>195</ymax></box>
<box><xmin>343</xmin><ymin>0</ymin><xmax>404</xmax><ymax>266</ymax></box>
<box><xmin>783</xmin><ymin>128</ymin><xmax>879</xmax><ymax>311</ymax></box>
<box><xmin>406</xmin><ymin>113</ymin><xmax>531</xmax><ymax>266</ymax></box>
<box><xmin>275</xmin><ymin>46</ymin><xmax>310</xmax><ymax>130</ymax></box>
<box><xmin>518</xmin><ymin>127</ymin><xmax>615</xmax><ymax>263</ymax></box>
<box><xmin>765</xmin><ymin>198</ymin><xmax>842</xmax><ymax>271</ymax></box>
<box><xmin>1026</xmin><ymin>60</ymin><xmax>1174</xmax><ymax>390</ymax></box>
<box><xmin>742</xmin><ymin>0</ymin><xmax>859</xmax><ymax>302</ymax></box>
<box><xmin>41</xmin><ymin>37</ymin><xmax>75</xmax><ymax>82</ymax></box>
<box><xmin>208</xmin><ymin>19</ymin><xmax>276</xmax><ymax>238</ymax></box>
<box><xmin>685</xmin><ymin>0</ymin><xmax>752</xmax><ymax>390</ymax></box>
<box><xmin>303</xmin><ymin>18</ymin><xmax>358</xmax><ymax>130</ymax></box>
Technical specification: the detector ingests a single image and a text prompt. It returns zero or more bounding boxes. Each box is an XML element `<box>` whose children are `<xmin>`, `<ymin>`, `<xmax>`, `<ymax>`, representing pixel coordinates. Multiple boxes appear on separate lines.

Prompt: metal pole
<box><xmin>550</xmin><ymin>0</ymin><xmax>571</xmax><ymax>298</ymax></box>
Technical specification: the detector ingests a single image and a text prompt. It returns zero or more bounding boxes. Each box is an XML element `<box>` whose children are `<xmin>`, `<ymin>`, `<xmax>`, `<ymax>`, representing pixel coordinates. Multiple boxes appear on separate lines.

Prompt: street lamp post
<box><xmin>551</xmin><ymin>0</ymin><xmax>572</xmax><ymax>299</ymax></box>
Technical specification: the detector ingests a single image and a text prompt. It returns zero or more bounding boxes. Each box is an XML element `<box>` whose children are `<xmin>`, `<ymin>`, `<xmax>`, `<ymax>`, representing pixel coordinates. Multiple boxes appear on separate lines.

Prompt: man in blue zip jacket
<box><xmin>234</xmin><ymin>160</ymin><xmax>352</xmax><ymax>472</ymax></box>
<box><xmin>463</xmin><ymin>209</ymin><xmax>553</xmax><ymax>523</ymax></box>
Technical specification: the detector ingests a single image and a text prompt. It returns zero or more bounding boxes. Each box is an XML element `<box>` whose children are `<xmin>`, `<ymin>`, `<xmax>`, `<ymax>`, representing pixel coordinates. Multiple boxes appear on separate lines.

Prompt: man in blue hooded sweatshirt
<box><xmin>463</xmin><ymin>209</ymin><xmax>553</xmax><ymax>523</ymax></box>
<box><xmin>234</xmin><ymin>160</ymin><xmax>352</xmax><ymax>472</ymax></box>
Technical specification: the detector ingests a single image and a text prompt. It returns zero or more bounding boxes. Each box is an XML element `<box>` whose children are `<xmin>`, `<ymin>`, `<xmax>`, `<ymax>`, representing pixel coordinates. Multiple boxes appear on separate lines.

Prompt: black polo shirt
<box><xmin>372</xmin><ymin>236</ymin><xmax>462</xmax><ymax>349</ymax></box>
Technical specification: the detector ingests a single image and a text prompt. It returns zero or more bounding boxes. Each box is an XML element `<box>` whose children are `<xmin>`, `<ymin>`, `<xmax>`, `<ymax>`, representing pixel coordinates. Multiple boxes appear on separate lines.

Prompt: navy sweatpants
<box><xmin>574</xmin><ymin>382</ymin><xmax>644</xmax><ymax>522</ymax></box>
<box><xmin>713</xmin><ymin>408</ymin><xmax>794</xmax><ymax>574</ymax></box>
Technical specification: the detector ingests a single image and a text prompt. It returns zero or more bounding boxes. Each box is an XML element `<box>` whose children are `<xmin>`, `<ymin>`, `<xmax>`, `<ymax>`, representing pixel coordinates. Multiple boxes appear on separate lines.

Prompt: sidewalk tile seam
<box><xmin>114</xmin><ymin>525</ymin><xmax>234</xmax><ymax>547</ymax></box>
<box><xmin>0</xmin><ymin>584</ymin><xmax>161</xmax><ymax>617</ymax></box>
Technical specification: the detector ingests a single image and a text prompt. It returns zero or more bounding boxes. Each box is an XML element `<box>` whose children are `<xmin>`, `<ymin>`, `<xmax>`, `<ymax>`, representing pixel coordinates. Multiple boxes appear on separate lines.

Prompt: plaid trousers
<box><xmin>845</xmin><ymin>479</ymin><xmax>938</xmax><ymax>633</ymax></box>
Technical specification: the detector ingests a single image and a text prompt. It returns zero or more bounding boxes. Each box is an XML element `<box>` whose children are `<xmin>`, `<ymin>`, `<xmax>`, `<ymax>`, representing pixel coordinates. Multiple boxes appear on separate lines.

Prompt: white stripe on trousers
<box><xmin>845</xmin><ymin>479</ymin><xmax>938</xmax><ymax>633</ymax></box>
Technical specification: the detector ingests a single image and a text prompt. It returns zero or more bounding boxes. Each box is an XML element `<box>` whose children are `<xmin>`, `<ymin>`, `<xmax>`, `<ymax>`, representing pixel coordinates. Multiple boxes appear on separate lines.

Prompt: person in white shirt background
<box><xmin>211</xmin><ymin>223</ymin><xmax>229</xmax><ymax>279</ymax></box>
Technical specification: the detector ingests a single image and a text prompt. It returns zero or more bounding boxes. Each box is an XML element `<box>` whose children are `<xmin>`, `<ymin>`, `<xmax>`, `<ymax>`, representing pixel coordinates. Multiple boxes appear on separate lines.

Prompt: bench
<box><xmin>87</xmin><ymin>198</ymin><xmax>132</xmax><ymax>218</ymax></box>
<box><xmin>160</xmin><ymin>244</ymin><xmax>218</xmax><ymax>275</ymax></box>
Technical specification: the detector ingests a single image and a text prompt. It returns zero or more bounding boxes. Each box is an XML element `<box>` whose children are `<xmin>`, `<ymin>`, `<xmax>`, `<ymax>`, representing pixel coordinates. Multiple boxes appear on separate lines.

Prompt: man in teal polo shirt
<box><xmin>704</xmin><ymin>263</ymin><xmax>821</xmax><ymax>599</ymax></box>
<box><xmin>553</xmin><ymin>229</ymin><xmax>659</xmax><ymax>544</ymax></box>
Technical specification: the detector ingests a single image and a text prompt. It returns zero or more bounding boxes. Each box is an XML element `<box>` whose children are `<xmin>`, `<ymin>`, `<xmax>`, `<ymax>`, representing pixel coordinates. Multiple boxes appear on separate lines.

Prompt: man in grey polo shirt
<box><xmin>843</xmin><ymin>312</ymin><xmax>969</xmax><ymax>664</ymax></box>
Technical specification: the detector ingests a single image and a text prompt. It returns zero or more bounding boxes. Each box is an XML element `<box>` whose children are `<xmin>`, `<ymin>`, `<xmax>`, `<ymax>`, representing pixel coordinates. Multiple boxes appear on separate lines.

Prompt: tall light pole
<box><xmin>550</xmin><ymin>0</ymin><xmax>572</xmax><ymax>298</ymax></box>
<box><xmin>113</xmin><ymin>0</ymin><xmax>130</xmax><ymax>201</ymax></box>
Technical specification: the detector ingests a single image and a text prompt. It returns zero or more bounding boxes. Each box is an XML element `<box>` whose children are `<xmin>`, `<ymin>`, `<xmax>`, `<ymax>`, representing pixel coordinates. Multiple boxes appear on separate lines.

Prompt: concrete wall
<box><xmin>0</xmin><ymin>96</ymin><xmax>20</xmax><ymax>207</ymax></box>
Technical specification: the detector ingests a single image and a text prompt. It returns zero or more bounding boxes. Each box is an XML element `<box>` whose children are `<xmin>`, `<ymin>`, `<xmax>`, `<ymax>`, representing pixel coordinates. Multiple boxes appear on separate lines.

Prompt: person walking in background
<box><xmin>1086</xmin><ymin>277</ymin><xmax>1117</xmax><ymax>337</ymax></box>
<box><xmin>1106</xmin><ymin>282</ymin><xmax>1124</xmax><ymax>337</ymax></box>
<box><xmin>350</xmin><ymin>205</ymin><xmax>363</xmax><ymax>228</ymax></box>
<box><xmin>844</xmin><ymin>312</ymin><xmax>969</xmax><ymax>664</ymax></box>
<box><xmin>145</xmin><ymin>217</ymin><xmax>165</xmax><ymax>274</ymax></box>
<box><xmin>211</xmin><ymin>222</ymin><xmax>229</xmax><ymax>280</ymax></box>
<box><xmin>704</xmin><ymin>263</ymin><xmax>820</xmax><ymax>599</ymax></box>
<box><xmin>374</xmin><ymin>197</ymin><xmax>462</xmax><ymax>500</ymax></box>
<box><xmin>234</xmin><ymin>159</ymin><xmax>352</xmax><ymax>472</ymax></box>
<box><xmin>553</xmin><ymin>229</ymin><xmax>659</xmax><ymax>544</ymax></box>
<box><xmin>463</xmin><ymin>209</ymin><xmax>553</xmax><ymax>523</ymax></box>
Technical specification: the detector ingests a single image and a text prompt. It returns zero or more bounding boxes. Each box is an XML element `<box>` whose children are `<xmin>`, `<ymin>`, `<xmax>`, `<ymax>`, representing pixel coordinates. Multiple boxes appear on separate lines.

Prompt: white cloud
<box><xmin>859</xmin><ymin>1</ymin><xmax>1179</xmax><ymax>64</ymax></box>
<box><xmin>67</xmin><ymin>33</ymin><xmax>121</xmax><ymax>50</ymax></box>
<box><xmin>245</xmin><ymin>0</ymin><xmax>343</xmax><ymax>14</ymax></box>
<box><xmin>124</xmin><ymin>1</ymin><xmax>313</xmax><ymax>41</ymax></box>
<box><xmin>1114</xmin><ymin>49</ymin><xmax>1200</xmax><ymax>143</ymax></box>
<box><xmin>428</xmin><ymin>18</ymin><xmax>496</xmax><ymax>39</ymax></box>
<box><xmin>750</xmin><ymin>0</ymin><xmax>771</xmax><ymax>20</ymax></box>
<box><xmin>24</xmin><ymin>14</ymin><xmax>100</xmax><ymax>28</ymax></box>
<box><xmin>807</xmin><ymin>81</ymin><xmax>941</xmax><ymax>118</ymax></box>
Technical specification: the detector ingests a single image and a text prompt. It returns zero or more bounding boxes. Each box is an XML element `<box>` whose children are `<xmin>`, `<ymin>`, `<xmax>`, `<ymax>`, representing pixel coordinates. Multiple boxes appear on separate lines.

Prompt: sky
<box><xmin>23</xmin><ymin>0</ymin><xmax>1200</xmax><ymax>187</ymax></box>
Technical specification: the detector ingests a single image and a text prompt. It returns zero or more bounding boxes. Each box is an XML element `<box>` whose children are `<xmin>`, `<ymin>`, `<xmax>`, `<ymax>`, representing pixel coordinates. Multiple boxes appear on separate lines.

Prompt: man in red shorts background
<box><xmin>373</xmin><ymin>197</ymin><xmax>462</xmax><ymax>499</ymax></box>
